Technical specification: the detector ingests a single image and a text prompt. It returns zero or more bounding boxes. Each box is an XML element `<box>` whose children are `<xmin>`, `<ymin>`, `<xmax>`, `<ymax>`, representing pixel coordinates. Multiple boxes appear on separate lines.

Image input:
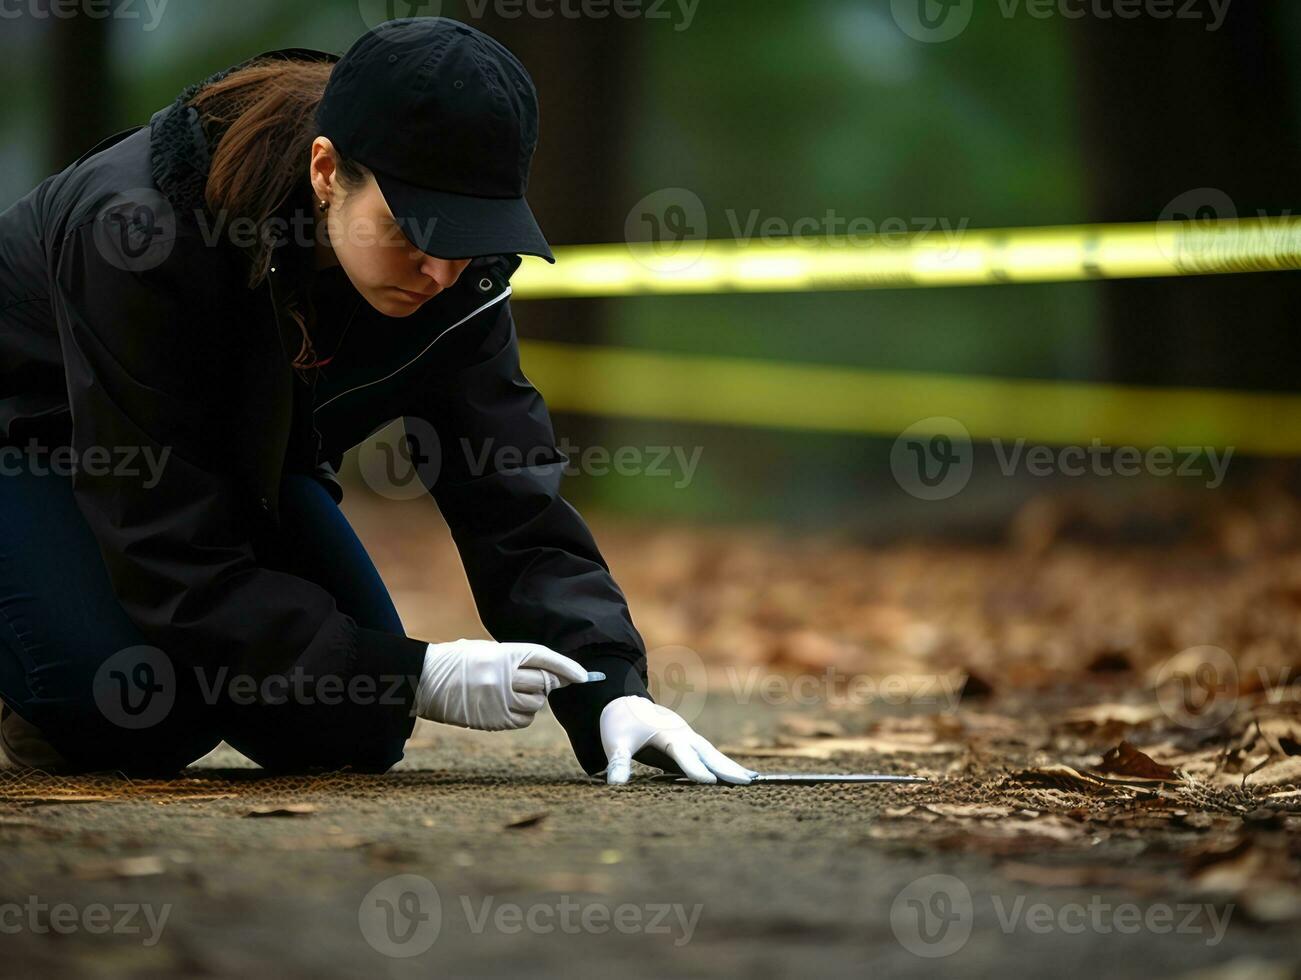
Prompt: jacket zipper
<box><xmin>313</xmin><ymin>286</ymin><xmax>512</xmax><ymax>414</ymax></box>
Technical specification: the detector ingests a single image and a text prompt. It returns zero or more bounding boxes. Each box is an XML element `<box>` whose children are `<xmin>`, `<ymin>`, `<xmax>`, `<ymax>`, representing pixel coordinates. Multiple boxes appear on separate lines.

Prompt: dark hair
<box><xmin>188</xmin><ymin>59</ymin><xmax>370</xmax><ymax>370</ymax></box>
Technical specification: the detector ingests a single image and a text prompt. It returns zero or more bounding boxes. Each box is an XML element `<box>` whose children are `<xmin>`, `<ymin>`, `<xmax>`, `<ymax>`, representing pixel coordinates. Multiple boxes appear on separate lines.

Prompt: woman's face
<box><xmin>309</xmin><ymin>138</ymin><xmax>471</xmax><ymax>318</ymax></box>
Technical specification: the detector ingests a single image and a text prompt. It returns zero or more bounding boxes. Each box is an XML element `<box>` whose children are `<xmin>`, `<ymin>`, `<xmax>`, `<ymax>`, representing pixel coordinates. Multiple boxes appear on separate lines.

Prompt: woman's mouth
<box><xmin>394</xmin><ymin>286</ymin><xmax>436</xmax><ymax>303</ymax></box>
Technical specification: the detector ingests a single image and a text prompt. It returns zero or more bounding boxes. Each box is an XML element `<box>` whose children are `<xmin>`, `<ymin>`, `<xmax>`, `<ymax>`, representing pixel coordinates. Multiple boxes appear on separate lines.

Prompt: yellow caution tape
<box><xmin>519</xmin><ymin>341</ymin><xmax>1301</xmax><ymax>455</ymax></box>
<box><xmin>512</xmin><ymin>216</ymin><xmax>1301</xmax><ymax>298</ymax></box>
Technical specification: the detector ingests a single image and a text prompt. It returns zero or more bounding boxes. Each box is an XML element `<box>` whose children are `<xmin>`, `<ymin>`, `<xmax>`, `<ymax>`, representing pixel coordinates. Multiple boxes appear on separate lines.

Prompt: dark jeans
<box><xmin>0</xmin><ymin>463</ymin><xmax>414</xmax><ymax>775</ymax></box>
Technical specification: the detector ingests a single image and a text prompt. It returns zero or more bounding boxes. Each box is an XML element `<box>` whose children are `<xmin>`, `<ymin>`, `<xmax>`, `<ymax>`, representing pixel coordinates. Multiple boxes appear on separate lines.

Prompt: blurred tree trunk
<box><xmin>466</xmin><ymin>12</ymin><xmax>642</xmax><ymax>490</ymax></box>
<box><xmin>1070</xmin><ymin>1</ymin><xmax>1301</xmax><ymax>392</ymax></box>
<box><xmin>44</xmin><ymin>0</ymin><xmax>119</xmax><ymax>170</ymax></box>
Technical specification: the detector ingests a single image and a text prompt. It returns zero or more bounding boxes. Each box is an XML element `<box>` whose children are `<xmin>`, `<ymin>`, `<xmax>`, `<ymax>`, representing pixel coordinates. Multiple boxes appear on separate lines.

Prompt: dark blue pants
<box><xmin>0</xmin><ymin>465</ymin><xmax>414</xmax><ymax>775</ymax></box>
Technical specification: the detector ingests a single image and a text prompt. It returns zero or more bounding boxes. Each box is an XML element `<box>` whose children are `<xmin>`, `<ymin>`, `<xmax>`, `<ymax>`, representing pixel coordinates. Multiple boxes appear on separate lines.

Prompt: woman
<box><xmin>0</xmin><ymin>17</ymin><xmax>753</xmax><ymax>786</ymax></box>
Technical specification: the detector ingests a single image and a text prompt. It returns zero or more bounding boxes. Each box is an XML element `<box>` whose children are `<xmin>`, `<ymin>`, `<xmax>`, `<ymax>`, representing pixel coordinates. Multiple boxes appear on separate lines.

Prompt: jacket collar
<box><xmin>150</xmin><ymin>47</ymin><xmax>341</xmax><ymax>219</ymax></box>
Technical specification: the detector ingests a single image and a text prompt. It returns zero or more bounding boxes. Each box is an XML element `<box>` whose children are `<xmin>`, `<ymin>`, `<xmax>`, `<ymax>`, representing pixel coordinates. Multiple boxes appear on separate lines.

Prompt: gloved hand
<box><xmin>599</xmin><ymin>696</ymin><xmax>759</xmax><ymax>786</ymax></box>
<box><xmin>415</xmin><ymin>639</ymin><xmax>598</xmax><ymax>731</ymax></box>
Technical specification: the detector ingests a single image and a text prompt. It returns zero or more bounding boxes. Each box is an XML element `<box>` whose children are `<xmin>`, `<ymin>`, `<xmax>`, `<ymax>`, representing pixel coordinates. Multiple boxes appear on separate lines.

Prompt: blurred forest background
<box><xmin>4</xmin><ymin>0</ymin><xmax>1301</xmax><ymax>535</ymax></box>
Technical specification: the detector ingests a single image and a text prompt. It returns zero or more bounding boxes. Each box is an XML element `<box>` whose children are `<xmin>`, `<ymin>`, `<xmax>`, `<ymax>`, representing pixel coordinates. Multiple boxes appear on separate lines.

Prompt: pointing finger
<box><xmin>517</xmin><ymin>647</ymin><xmax>591</xmax><ymax>687</ymax></box>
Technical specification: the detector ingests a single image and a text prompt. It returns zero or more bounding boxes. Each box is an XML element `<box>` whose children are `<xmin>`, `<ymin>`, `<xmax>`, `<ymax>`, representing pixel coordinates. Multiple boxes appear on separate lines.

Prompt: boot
<box><xmin>0</xmin><ymin>703</ymin><xmax>71</xmax><ymax>772</ymax></box>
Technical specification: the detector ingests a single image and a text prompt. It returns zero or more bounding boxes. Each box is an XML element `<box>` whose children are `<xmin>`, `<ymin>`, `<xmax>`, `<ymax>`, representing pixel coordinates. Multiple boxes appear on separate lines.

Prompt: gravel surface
<box><xmin>2</xmin><ymin>696</ymin><xmax>1298</xmax><ymax>979</ymax></box>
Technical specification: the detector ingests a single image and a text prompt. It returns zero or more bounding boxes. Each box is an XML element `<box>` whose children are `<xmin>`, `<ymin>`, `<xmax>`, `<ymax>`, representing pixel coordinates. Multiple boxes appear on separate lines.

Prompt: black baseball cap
<box><xmin>317</xmin><ymin>18</ymin><xmax>554</xmax><ymax>263</ymax></box>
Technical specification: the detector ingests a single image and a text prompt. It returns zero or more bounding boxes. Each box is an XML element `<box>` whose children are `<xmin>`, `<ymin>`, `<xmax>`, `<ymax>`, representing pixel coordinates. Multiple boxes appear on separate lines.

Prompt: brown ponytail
<box><xmin>189</xmin><ymin>59</ymin><xmax>368</xmax><ymax>371</ymax></box>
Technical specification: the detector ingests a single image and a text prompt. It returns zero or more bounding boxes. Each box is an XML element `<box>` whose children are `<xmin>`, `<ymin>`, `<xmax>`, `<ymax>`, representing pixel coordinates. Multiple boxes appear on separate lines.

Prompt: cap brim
<box><xmin>373</xmin><ymin>169</ymin><xmax>555</xmax><ymax>264</ymax></box>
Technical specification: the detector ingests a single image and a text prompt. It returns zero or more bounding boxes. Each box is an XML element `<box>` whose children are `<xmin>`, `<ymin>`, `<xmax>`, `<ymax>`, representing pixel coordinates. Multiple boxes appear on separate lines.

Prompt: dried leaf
<box><xmin>72</xmin><ymin>856</ymin><xmax>165</xmax><ymax>880</ymax></box>
<box><xmin>1061</xmin><ymin>703</ymin><xmax>1164</xmax><ymax>728</ymax></box>
<box><xmin>724</xmin><ymin>733</ymin><xmax>959</xmax><ymax>760</ymax></box>
<box><xmin>958</xmin><ymin>671</ymin><xmax>994</xmax><ymax>700</ymax></box>
<box><xmin>1093</xmin><ymin>741</ymin><xmax>1180</xmax><ymax>782</ymax></box>
<box><xmin>272</xmin><ymin>834</ymin><xmax>370</xmax><ymax>851</ymax></box>
<box><xmin>998</xmin><ymin>862</ymin><xmax>1168</xmax><ymax>890</ymax></box>
<box><xmin>1241</xmin><ymin>756</ymin><xmax>1301</xmax><ymax>787</ymax></box>
<box><xmin>923</xmin><ymin>803</ymin><xmax>1016</xmax><ymax>819</ymax></box>
<box><xmin>504</xmin><ymin>813</ymin><xmax>548</xmax><ymax>830</ymax></box>
<box><xmin>4</xmin><ymin>793</ymin><xmax>122</xmax><ymax>805</ymax></box>
<box><xmin>243</xmin><ymin>804</ymin><xmax>318</xmax><ymax>818</ymax></box>
<box><xmin>778</xmin><ymin>715</ymin><xmax>846</xmax><ymax>739</ymax></box>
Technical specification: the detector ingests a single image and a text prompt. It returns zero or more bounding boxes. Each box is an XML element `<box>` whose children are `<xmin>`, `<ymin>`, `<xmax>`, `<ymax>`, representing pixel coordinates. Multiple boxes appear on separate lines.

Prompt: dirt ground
<box><xmin>1</xmin><ymin>693</ymin><xmax>1298</xmax><ymax>979</ymax></box>
<box><xmin>3</xmin><ymin>503</ymin><xmax>1301</xmax><ymax>978</ymax></box>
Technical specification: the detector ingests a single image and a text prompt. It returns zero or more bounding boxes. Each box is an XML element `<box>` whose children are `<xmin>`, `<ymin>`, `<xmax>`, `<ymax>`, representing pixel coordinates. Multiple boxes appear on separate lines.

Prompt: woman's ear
<box><xmin>309</xmin><ymin>136</ymin><xmax>339</xmax><ymax>206</ymax></box>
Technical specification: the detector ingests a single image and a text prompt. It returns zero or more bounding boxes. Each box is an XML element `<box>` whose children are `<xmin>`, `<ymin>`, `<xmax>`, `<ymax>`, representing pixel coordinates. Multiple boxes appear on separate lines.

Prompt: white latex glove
<box><xmin>415</xmin><ymin>639</ymin><xmax>597</xmax><ymax>731</ymax></box>
<box><xmin>599</xmin><ymin>696</ymin><xmax>759</xmax><ymax>786</ymax></box>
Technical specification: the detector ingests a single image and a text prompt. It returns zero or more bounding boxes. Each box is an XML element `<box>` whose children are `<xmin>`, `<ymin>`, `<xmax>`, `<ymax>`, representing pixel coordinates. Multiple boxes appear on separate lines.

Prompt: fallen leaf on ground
<box><xmin>1241</xmin><ymin>756</ymin><xmax>1301</xmax><ymax>787</ymax></box>
<box><xmin>998</xmin><ymin>861</ymin><xmax>1168</xmax><ymax>890</ymax></box>
<box><xmin>922</xmin><ymin>803</ymin><xmax>1016</xmax><ymax>819</ymax></box>
<box><xmin>1093</xmin><ymin>741</ymin><xmax>1180</xmax><ymax>781</ymax></box>
<box><xmin>725</xmin><ymin>734</ymin><xmax>960</xmax><ymax>760</ymax></box>
<box><xmin>1189</xmin><ymin>839</ymin><xmax>1301</xmax><ymax>922</ymax></box>
<box><xmin>958</xmin><ymin>671</ymin><xmax>994</xmax><ymax>700</ymax></box>
<box><xmin>72</xmin><ymin>856</ymin><xmax>165</xmax><ymax>880</ymax></box>
<box><xmin>1061</xmin><ymin>703</ymin><xmax>1164</xmax><ymax>728</ymax></box>
<box><xmin>525</xmin><ymin>873</ymin><xmax>613</xmax><ymax>894</ymax></box>
<box><xmin>271</xmin><ymin>834</ymin><xmax>371</xmax><ymax>851</ymax></box>
<box><xmin>5</xmin><ymin>793</ymin><xmax>122</xmax><ymax>805</ymax></box>
<box><xmin>777</xmin><ymin>715</ymin><xmax>846</xmax><ymax>739</ymax></box>
<box><xmin>504</xmin><ymin>813</ymin><xmax>548</xmax><ymax>830</ymax></box>
<box><xmin>1010</xmin><ymin>764</ymin><xmax>1157</xmax><ymax>796</ymax></box>
<box><xmin>357</xmin><ymin>842</ymin><xmax>417</xmax><ymax>862</ymax></box>
<box><xmin>243</xmin><ymin>804</ymin><xmax>318</xmax><ymax>818</ymax></box>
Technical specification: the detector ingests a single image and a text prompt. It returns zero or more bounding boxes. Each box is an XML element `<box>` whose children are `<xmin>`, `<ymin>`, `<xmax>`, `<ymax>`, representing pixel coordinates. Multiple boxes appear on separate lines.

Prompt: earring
<box><xmin>318</xmin><ymin>199</ymin><xmax>329</xmax><ymax>213</ymax></box>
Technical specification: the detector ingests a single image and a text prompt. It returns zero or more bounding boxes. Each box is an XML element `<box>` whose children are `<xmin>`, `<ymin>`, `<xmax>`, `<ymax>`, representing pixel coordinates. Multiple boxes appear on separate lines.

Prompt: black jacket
<box><xmin>0</xmin><ymin>50</ymin><xmax>647</xmax><ymax>774</ymax></box>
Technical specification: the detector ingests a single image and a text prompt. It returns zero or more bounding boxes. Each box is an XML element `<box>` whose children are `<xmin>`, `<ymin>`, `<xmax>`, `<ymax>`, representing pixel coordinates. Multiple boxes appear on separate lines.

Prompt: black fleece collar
<box><xmin>150</xmin><ymin>47</ymin><xmax>341</xmax><ymax>218</ymax></box>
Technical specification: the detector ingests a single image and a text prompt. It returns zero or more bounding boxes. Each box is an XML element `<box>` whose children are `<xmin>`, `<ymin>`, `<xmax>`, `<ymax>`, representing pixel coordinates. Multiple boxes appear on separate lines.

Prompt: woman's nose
<box><xmin>418</xmin><ymin>256</ymin><xmax>471</xmax><ymax>291</ymax></box>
